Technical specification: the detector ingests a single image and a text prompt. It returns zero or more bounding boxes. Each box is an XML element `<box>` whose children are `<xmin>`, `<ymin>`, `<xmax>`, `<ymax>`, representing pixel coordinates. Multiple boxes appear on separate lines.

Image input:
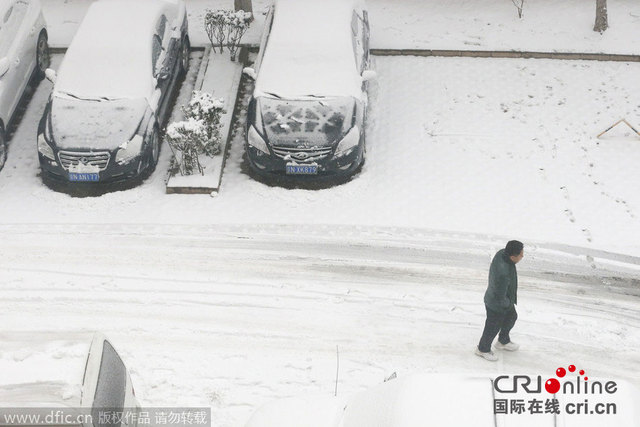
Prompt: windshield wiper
<box><xmin>57</xmin><ymin>91</ymin><xmax>118</xmax><ymax>102</ymax></box>
<box><xmin>264</xmin><ymin>92</ymin><xmax>282</xmax><ymax>99</ymax></box>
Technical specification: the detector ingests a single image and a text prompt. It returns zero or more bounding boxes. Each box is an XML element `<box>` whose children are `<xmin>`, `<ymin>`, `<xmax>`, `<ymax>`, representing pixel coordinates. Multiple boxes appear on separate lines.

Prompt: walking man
<box><xmin>475</xmin><ymin>240</ymin><xmax>524</xmax><ymax>361</ymax></box>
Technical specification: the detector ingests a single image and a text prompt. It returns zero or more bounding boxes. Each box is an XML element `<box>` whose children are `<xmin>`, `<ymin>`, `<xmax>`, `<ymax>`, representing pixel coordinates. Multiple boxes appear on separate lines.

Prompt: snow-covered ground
<box><xmin>1</xmin><ymin>1</ymin><xmax>640</xmax><ymax>426</ymax></box>
<box><xmin>2</xmin><ymin>53</ymin><xmax>640</xmax><ymax>256</ymax></box>
<box><xmin>1</xmin><ymin>225</ymin><xmax>638</xmax><ymax>426</ymax></box>
<box><xmin>41</xmin><ymin>0</ymin><xmax>640</xmax><ymax>54</ymax></box>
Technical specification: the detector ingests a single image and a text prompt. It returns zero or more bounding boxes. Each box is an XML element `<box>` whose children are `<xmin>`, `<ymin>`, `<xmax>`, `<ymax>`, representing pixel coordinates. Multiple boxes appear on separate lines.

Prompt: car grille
<box><xmin>271</xmin><ymin>145</ymin><xmax>333</xmax><ymax>163</ymax></box>
<box><xmin>58</xmin><ymin>151</ymin><xmax>111</xmax><ymax>171</ymax></box>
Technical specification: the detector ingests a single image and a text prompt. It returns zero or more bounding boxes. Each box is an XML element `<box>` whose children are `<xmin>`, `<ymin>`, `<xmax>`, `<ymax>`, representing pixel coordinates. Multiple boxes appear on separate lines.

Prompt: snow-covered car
<box><xmin>0</xmin><ymin>0</ymin><xmax>48</xmax><ymax>172</ymax></box>
<box><xmin>37</xmin><ymin>0</ymin><xmax>189</xmax><ymax>184</ymax></box>
<box><xmin>0</xmin><ymin>333</ymin><xmax>140</xmax><ymax>424</ymax></box>
<box><xmin>245</xmin><ymin>374</ymin><xmax>640</xmax><ymax>427</ymax></box>
<box><xmin>243</xmin><ymin>0</ymin><xmax>375</xmax><ymax>178</ymax></box>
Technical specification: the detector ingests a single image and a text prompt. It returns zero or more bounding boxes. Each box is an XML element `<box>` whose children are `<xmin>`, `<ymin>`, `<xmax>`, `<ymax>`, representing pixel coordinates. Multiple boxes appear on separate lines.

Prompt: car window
<box><xmin>152</xmin><ymin>34</ymin><xmax>162</xmax><ymax>73</ymax></box>
<box><xmin>156</xmin><ymin>15</ymin><xmax>168</xmax><ymax>44</ymax></box>
<box><xmin>91</xmin><ymin>341</ymin><xmax>126</xmax><ymax>427</ymax></box>
<box><xmin>254</xmin><ymin>6</ymin><xmax>275</xmax><ymax>72</ymax></box>
<box><xmin>0</xmin><ymin>1</ymin><xmax>29</xmax><ymax>59</ymax></box>
<box><xmin>351</xmin><ymin>10</ymin><xmax>365</xmax><ymax>73</ymax></box>
<box><xmin>362</xmin><ymin>10</ymin><xmax>370</xmax><ymax>66</ymax></box>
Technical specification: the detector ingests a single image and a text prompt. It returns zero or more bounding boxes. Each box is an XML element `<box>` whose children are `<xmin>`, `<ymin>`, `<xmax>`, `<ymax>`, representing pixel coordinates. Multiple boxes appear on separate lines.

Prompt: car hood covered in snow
<box><xmin>50</xmin><ymin>95</ymin><xmax>148</xmax><ymax>151</ymax></box>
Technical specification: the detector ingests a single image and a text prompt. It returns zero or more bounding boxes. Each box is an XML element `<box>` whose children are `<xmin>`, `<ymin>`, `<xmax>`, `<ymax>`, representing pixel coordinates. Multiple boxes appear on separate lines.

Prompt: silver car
<box><xmin>0</xmin><ymin>333</ymin><xmax>140</xmax><ymax>427</ymax></box>
<box><xmin>0</xmin><ymin>0</ymin><xmax>49</xmax><ymax>171</ymax></box>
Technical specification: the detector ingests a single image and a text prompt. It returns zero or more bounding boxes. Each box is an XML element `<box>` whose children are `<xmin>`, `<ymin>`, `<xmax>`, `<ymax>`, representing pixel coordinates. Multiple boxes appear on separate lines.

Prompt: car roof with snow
<box><xmin>54</xmin><ymin>0</ymin><xmax>182</xmax><ymax>100</ymax></box>
<box><xmin>0</xmin><ymin>332</ymin><xmax>93</xmax><ymax>408</ymax></box>
<box><xmin>246</xmin><ymin>373</ymin><xmax>640</xmax><ymax>427</ymax></box>
<box><xmin>0</xmin><ymin>331</ymin><xmax>137</xmax><ymax>415</ymax></box>
<box><xmin>254</xmin><ymin>0</ymin><xmax>366</xmax><ymax>100</ymax></box>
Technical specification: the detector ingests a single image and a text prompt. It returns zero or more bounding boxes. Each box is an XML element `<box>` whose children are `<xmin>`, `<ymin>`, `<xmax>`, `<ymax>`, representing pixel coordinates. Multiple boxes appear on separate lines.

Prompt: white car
<box><xmin>245</xmin><ymin>373</ymin><xmax>640</xmax><ymax>427</ymax></box>
<box><xmin>0</xmin><ymin>0</ymin><xmax>49</xmax><ymax>171</ymax></box>
<box><xmin>0</xmin><ymin>333</ymin><xmax>140</xmax><ymax>424</ymax></box>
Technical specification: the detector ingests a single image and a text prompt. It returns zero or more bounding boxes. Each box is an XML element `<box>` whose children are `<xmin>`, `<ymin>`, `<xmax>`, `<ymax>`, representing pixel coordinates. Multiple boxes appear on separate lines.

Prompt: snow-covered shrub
<box><xmin>226</xmin><ymin>10</ymin><xmax>252</xmax><ymax>61</ymax></box>
<box><xmin>166</xmin><ymin>91</ymin><xmax>225</xmax><ymax>176</ymax></box>
<box><xmin>183</xmin><ymin>91</ymin><xmax>226</xmax><ymax>157</ymax></box>
<box><xmin>166</xmin><ymin>118</ymin><xmax>208</xmax><ymax>175</ymax></box>
<box><xmin>204</xmin><ymin>10</ymin><xmax>227</xmax><ymax>54</ymax></box>
<box><xmin>511</xmin><ymin>0</ymin><xmax>524</xmax><ymax>18</ymax></box>
<box><xmin>204</xmin><ymin>9</ymin><xmax>252</xmax><ymax>61</ymax></box>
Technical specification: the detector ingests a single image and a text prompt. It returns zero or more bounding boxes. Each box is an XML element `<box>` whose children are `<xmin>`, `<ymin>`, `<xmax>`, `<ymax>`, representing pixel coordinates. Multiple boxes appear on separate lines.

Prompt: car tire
<box><xmin>35</xmin><ymin>31</ymin><xmax>50</xmax><ymax>81</ymax></box>
<box><xmin>0</xmin><ymin>128</ymin><xmax>7</xmax><ymax>172</ymax></box>
<box><xmin>148</xmin><ymin>127</ymin><xmax>160</xmax><ymax>173</ymax></box>
<box><xmin>179</xmin><ymin>36</ymin><xmax>190</xmax><ymax>75</ymax></box>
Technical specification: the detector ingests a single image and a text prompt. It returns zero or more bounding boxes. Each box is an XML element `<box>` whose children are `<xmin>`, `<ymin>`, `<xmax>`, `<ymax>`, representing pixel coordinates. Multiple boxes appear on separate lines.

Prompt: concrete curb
<box><xmin>166</xmin><ymin>47</ymin><xmax>245</xmax><ymax>195</ymax></box>
<box><xmin>370</xmin><ymin>49</ymin><xmax>640</xmax><ymax>62</ymax></box>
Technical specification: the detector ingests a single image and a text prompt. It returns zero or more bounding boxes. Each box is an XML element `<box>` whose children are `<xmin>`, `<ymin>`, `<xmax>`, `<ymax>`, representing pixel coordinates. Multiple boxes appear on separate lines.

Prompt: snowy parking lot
<box><xmin>1</xmin><ymin>54</ymin><xmax>640</xmax><ymax>256</ymax></box>
<box><xmin>1</xmin><ymin>47</ymin><xmax>640</xmax><ymax>426</ymax></box>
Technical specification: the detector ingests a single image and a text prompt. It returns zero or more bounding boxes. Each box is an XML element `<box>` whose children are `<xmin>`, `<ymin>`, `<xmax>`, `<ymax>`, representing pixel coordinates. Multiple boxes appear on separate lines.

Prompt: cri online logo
<box><xmin>545</xmin><ymin>365</ymin><xmax>586</xmax><ymax>394</ymax></box>
<box><xmin>494</xmin><ymin>364</ymin><xmax>618</xmax><ymax>395</ymax></box>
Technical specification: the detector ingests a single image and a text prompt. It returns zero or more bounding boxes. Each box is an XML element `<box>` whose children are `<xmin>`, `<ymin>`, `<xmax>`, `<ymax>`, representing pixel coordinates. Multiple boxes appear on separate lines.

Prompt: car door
<box><xmin>153</xmin><ymin>12</ymin><xmax>180</xmax><ymax>125</ymax></box>
<box><xmin>81</xmin><ymin>334</ymin><xmax>139</xmax><ymax>427</ymax></box>
<box><xmin>9</xmin><ymin>0</ymin><xmax>32</xmax><ymax>101</ymax></box>
<box><xmin>19</xmin><ymin>0</ymin><xmax>39</xmax><ymax>79</ymax></box>
<box><xmin>0</xmin><ymin>0</ymin><xmax>31</xmax><ymax>122</ymax></box>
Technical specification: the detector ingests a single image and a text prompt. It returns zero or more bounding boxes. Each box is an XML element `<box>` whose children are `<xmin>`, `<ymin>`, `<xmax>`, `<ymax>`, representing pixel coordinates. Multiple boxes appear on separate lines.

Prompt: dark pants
<box><xmin>478</xmin><ymin>304</ymin><xmax>518</xmax><ymax>353</ymax></box>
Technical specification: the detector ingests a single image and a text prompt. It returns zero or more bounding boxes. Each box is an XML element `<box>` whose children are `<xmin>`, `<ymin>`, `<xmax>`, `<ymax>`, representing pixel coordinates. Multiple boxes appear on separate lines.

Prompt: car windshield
<box><xmin>259</xmin><ymin>96</ymin><xmax>354</xmax><ymax>144</ymax></box>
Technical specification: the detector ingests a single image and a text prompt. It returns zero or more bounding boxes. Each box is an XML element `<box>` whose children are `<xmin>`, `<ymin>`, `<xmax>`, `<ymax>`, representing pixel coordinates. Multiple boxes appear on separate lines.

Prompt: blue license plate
<box><xmin>69</xmin><ymin>172</ymin><xmax>100</xmax><ymax>182</ymax></box>
<box><xmin>286</xmin><ymin>164</ymin><xmax>318</xmax><ymax>175</ymax></box>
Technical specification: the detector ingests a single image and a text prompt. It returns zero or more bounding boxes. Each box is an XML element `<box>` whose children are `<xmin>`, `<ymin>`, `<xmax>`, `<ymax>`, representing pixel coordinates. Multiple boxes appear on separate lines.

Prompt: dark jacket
<box><xmin>484</xmin><ymin>249</ymin><xmax>518</xmax><ymax>312</ymax></box>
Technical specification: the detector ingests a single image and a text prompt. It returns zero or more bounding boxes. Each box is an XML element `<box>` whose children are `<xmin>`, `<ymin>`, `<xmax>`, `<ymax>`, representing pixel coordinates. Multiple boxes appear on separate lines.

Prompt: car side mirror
<box><xmin>156</xmin><ymin>69</ymin><xmax>170</xmax><ymax>82</ymax></box>
<box><xmin>243</xmin><ymin>67</ymin><xmax>257</xmax><ymax>80</ymax></box>
<box><xmin>45</xmin><ymin>68</ymin><xmax>57</xmax><ymax>84</ymax></box>
<box><xmin>362</xmin><ymin>70</ymin><xmax>377</xmax><ymax>82</ymax></box>
<box><xmin>0</xmin><ymin>58</ymin><xmax>9</xmax><ymax>78</ymax></box>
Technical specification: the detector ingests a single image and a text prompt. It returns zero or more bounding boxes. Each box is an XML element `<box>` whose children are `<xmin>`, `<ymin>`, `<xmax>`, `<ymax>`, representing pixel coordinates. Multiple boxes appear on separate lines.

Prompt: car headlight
<box><xmin>37</xmin><ymin>133</ymin><xmax>55</xmax><ymax>160</ymax></box>
<box><xmin>247</xmin><ymin>125</ymin><xmax>269</xmax><ymax>155</ymax></box>
<box><xmin>116</xmin><ymin>135</ymin><xmax>144</xmax><ymax>164</ymax></box>
<box><xmin>334</xmin><ymin>125</ymin><xmax>360</xmax><ymax>157</ymax></box>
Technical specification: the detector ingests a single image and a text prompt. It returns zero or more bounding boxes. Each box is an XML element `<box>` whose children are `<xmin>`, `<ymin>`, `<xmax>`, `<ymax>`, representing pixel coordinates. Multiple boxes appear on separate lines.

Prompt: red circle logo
<box><xmin>545</xmin><ymin>378</ymin><xmax>561</xmax><ymax>394</ymax></box>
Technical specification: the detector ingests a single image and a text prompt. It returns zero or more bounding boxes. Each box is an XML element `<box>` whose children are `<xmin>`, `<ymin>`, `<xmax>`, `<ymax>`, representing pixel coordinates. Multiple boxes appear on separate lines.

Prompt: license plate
<box><xmin>286</xmin><ymin>164</ymin><xmax>318</xmax><ymax>175</ymax></box>
<box><xmin>69</xmin><ymin>172</ymin><xmax>100</xmax><ymax>182</ymax></box>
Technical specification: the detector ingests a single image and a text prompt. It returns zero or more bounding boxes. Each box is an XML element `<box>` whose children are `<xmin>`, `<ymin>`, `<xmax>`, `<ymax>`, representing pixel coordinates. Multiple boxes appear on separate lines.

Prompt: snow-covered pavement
<box><xmin>2</xmin><ymin>54</ymin><xmax>640</xmax><ymax>256</ymax></box>
<box><xmin>2</xmin><ymin>2</ymin><xmax>640</xmax><ymax>426</ymax></box>
<box><xmin>41</xmin><ymin>0</ymin><xmax>640</xmax><ymax>54</ymax></box>
<box><xmin>1</xmin><ymin>225</ymin><xmax>638</xmax><ymax>426</ymax></box>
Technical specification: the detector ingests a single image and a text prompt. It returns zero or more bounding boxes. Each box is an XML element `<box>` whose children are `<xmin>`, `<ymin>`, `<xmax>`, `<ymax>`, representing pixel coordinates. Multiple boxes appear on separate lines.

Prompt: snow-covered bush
<box><xmin>204</xmin><ymin>10</ymin><xmax>227</xmax><ymax>54</ymax></box>
<box><xmin>166</xmin><ymin>91</ymin><xmax>225</xmax><ymax>176</ymax></box>
<box><xmin>204</xmin><ymin>9</ymin><xmax>252</xmax><ymax>61</ymax></box>
<box><xmin>226</xmin><ymin>10</ymin><xmax>252</xmax><ymax>61</ymax></box>
<box><xmin>166</xmin><ymin>118</ymin><xmax>208</xmax><ymax>175</ymax></box>
<box><xmin>511</xmin><ymin>0</ymin><xmax>524</xmax><ymax>18</ymax></box>
<box><xmin>183</xmin><ymin>91</ymin><xmax>226</xmax><ymax>157</ymax></box>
